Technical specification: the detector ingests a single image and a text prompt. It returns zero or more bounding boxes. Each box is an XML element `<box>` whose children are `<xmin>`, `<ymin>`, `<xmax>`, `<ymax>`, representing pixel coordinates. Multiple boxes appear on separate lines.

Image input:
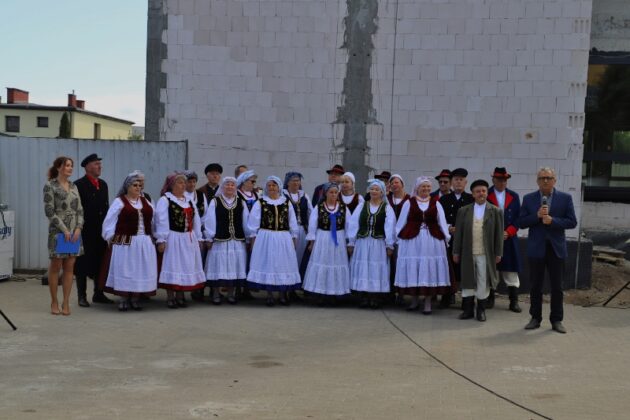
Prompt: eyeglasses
<box><xmin>537</xmin><ymin>177</ymin><xmax>554</xmax><ymax>182</ymax></box>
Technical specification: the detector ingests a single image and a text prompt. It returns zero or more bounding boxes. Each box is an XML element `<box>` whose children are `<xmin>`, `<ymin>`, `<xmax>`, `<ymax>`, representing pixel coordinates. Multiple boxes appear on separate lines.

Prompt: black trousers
<box><xmin>76</xmin><ymin>275</ymin><xmax>99</xmax><ymax>297</ymax></box>
<box><xmin>528</xmin><ymin>241</ymin><xmax>565</xmax><ymax>323</ymax></box>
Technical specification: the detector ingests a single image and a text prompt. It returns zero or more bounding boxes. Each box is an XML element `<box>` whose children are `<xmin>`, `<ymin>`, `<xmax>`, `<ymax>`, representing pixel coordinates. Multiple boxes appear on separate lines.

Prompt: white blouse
<box><xmin>340</xmin><ymin>193</ymin><xmax>365</xmax><ymax>207</ymax></box>
<box><xmin>102</xmin><ymin>197</ymin><xmax>154</xmax><ymax>241</ymax></box>
<box><xmin>306</xmin><ymin>202</ymin><xmax>351</xmax><ymax>241</ymax></box>
<box><xmin>395</xmin><ymin>198</ymin><xmax>451</xmax><ymax>242</ymax></box>
<box><xmin>154</xmin><ymin>192</ymin><xmax>203</xmax><ymax>243</ymax></box>
<box><xmin>347</xmin><ymin>201</ymin><xmax>396</xmax><ymax>249</ymax></box>
<box><xmin>247</xmin><ymin>195</ymin><xmax>299</xmax><ymax>238</ymax></box>
<box><xmin>203</xmin><ymin>195</ymin><xmax>251</xmax><ymax>242</ymax></box>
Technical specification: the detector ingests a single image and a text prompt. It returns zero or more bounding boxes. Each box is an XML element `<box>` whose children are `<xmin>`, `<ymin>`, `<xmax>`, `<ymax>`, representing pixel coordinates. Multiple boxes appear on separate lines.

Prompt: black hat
<box><xmin>326</xmin><ymin>164</ymin><xmax>345</xmax><ymax>175</ymax></box>
<box><xmin>81</xmin><ymin>153</ymin><xmax>102</xmax><ymax>168</ymax></box>
<box><xmin>491</xmin><ymin>167</ymin><xmax>511</xmax><ymax>179</ymax></box>
<box><xmin>470</xmin><ymin>179</ymin><xmax>489</xmax><ymax>191</ymax></box>
<box><xmin>451</xmin><ymin>168</ymin><xmax>468</xmax><ymax>178</ymax></box>
<box><xmin>204</xmin><ymin>163</ymin><xmax>223</xmax><ymax>174</ymax></box>
<box><xmin>435</xmin><ymin>169</ymin><xmax>452</xmax><ymax>180</ymax></box>
<box><xmin>375</xmin><ymin>170</ymin><xmax>391</xmax><ymax>181</ymax></box>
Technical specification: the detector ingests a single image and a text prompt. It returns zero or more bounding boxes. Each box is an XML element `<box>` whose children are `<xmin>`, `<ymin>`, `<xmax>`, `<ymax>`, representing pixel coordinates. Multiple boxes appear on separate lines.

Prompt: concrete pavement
<box><xmin>1</xmin><ymin>277</ymin><xmax>628</xmax><ymax>419</ymax></box>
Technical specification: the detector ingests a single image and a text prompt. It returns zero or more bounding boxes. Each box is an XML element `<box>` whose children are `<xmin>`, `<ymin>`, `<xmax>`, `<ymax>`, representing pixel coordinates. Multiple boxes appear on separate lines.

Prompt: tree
<box><xmin>58</xmin><ymin>112</ymin><xmax>71</xmax><ymax>138</ymax></box>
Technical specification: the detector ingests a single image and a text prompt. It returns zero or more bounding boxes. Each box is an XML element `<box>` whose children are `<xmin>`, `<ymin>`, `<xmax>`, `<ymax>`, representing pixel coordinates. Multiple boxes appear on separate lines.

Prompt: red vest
<box><xmin>398</xmin><ymin>197</ymin><xmax>445</xmax><ymax>240</ymax></box>
<box><xmin>113</xmin><ymin>196</ymin><xmax>153</xmax><ymax>244</ymax></box>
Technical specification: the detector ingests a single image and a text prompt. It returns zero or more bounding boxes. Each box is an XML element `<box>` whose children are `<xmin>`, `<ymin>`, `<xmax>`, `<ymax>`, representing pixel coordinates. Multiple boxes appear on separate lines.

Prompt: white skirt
<box><xmin>295</xmin><ymin>224</ymin><xmax>308</xmax><ymax>267</ymax></box>
<box><xmin>105</xmin><ymin>234</ymin><xmax>157</xmax><ymax>293</ymax></box>
<box><xmin>303</xmin><ymin>229</ymin><xmax>350</xmax><ymax>295</ymax></box>
<box><xmin>247</xmin><ymin>229</ymin><xmax>301</xmax><ymax>290</ymax></box>
<box><xmin>350</xmin><ymin>237</ymin><xmax>390</xmax><ymax>293</ymax></box>
<box><xmin>205</xmin><ymin>239</ymin><xmax>247</xmax><ymax>281</ymax></box>
<box><xmin>394</xmin><ymin>229</ymin><xmax>450</xmax><ymax>288</ymax></box>
<box><xmin>159</xmin><ymin>231</ymin><xmax>205</xmax><ymax>290</ymax></box>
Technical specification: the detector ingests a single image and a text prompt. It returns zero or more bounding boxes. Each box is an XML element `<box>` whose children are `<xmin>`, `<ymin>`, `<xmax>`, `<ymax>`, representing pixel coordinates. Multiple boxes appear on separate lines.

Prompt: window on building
<box><xmin>93</xmin><ymin>123</ymin><xmax>101</xmax><ymax>139</ymax></box>
<box><xmin>37</xmin><ymin>116</ymin><xmax>49</xmax><ymax>128</ymax></box>
<box><xmin>5</xmin><ymin>116</ymin><xmax>20</xmax><ymax>133</ymax></box>
<box><xmin>583</xmin><ymin>51</ymin><xmax>630</xmax><ymax>203</ymax></box>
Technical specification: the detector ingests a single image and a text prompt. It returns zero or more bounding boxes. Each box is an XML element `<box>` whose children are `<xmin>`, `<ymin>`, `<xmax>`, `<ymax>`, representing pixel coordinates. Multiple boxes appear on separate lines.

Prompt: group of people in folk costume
<box><xmin>46</xmin><ymin>154</ymin><xmax>577</xmax><ymax>333</ymax></box>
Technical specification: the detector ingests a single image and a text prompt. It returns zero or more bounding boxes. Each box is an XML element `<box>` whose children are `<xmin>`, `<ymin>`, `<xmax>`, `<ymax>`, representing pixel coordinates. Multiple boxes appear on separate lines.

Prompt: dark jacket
<box><xmin>518</xmin><ymin>188</ymin><xmax>577</xmax><ymax>259</ymax></box>
<box><xmin>311</xmin><ymin>184</ymin><xmax>325</xmax><ymax>207</ymax></box>
<box><xmin>487</xmin><ymin>187</ymin><xmax>521</xmax><ymax>273</ymax></box>
<box><xmin>74</xmin><ymin>175</ymin><xmax>109</xmax><ymax>278</ymax></box>
<box><xmin>439</xmin><ymin>191</ymin><xmax>473</xmax><ymax>245</ymax></box>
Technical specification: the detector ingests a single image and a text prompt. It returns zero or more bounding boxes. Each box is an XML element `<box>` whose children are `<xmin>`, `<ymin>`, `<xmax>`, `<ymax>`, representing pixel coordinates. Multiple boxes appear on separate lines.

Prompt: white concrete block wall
<box><xmin>157</xmin><ymin>0</ymin><xmax>593</xmax><ymax>234</ymax></box>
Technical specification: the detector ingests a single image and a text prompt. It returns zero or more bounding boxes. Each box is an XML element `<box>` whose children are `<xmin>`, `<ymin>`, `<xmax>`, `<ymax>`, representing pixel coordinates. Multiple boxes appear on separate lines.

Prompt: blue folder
<box><xmin>55</xmin><ymin>233</ymin><xmax>81</xmax><ymax>254</ymax></box>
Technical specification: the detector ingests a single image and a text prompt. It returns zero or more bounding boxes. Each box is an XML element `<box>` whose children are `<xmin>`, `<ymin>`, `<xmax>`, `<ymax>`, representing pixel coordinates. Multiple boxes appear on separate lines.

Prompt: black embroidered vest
<box><xmin>214</xmin><ymin>196</ymin><xmax>245</xmax><ymax>241</ymax></box>
<box><xmin>167</xmin><ymin>197</ymin><xmax>194</xmax><ymax>233</ymax></box>
<box><xmin>195</xmin><ymin>190</ymin><xmax>206</xmax><ymax>218</ymax></box>
<box><xmin>259</xmin><ymin>199</ymin><xmax>290</xmax><ymax>231</ymax></box>
<box><xmin>357</xmin><ymin>202</ymin><xmax>387</xmax><ymax>239</ymax></box>
<box><xmin>317</xmin><ymin>202</ymin><xmax>346</xmax><ymax>231</ymax></box>
<box><xmin>285</xmin><ymin>192</ymin><xmax>310</xmax><ymax>231</ymax></box>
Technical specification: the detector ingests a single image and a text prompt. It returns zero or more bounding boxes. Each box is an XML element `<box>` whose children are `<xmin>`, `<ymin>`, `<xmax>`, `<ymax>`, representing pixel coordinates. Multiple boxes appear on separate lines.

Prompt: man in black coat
<box><xmin>438</xmin><ymin>168</ymin><xmax>474</xmax><ymax>308</ymax></box>
<box><xmin>311</xmin><ymin>164</ymin><xmax>344</xmax><ymax>206</ymax></box>
<box><xmin>74</xmin><ymin>154</ymin><xmax>112</xmax><ymax>306</ymax></box>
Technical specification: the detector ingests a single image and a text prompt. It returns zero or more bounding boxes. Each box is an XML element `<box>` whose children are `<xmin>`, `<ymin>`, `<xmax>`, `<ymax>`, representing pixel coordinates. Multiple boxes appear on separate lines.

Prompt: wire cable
<box><xmin>381</xmin><ymin>309</ymin><xmax>553</xmax><ymax>420</ymax></box>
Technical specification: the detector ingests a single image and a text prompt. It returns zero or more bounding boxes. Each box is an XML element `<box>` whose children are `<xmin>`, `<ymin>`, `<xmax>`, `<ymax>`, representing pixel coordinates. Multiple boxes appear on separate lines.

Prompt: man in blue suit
<box><xmin>518</xmin><ymin>168</ymin><xmax>577</xmax><ymax>333</ymax></box>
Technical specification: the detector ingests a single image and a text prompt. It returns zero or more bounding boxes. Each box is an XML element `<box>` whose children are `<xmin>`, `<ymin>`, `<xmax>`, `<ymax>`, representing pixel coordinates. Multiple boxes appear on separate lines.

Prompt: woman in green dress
<box><xmin>43</xmin><ymin>156</ymin><xmax>84</xmax><ymax>316</ymax></box>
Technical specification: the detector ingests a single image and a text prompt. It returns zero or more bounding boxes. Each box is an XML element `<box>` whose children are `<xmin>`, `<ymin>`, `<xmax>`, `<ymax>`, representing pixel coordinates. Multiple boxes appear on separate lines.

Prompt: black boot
<box><xmin>476</xmin><ymin>299</ymin><xmax>486</xmax><ymax>322</ymax></box>
<box><xmin>486</xmin><ymin>289</ymin><xmax>495</xmax><ymax>309</ymax></box>
<box><xmin>439</xmin><ymin>292</ymin><xmax>453</xmax><ymax>309</ymax></box>
<box><xmin>508</xmin><ymin>286</ymin><xmax>522</xmax><ymax>313</ymax></box>
<box><xmin>458</xmin><ymin>297</ymin><xmax>475</xmax><ymax>319</ymax></box>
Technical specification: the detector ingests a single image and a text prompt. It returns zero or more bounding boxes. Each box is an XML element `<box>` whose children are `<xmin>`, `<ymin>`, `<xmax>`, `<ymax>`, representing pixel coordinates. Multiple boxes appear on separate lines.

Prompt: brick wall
<box><xmin>153</xmin><ymin>0</ymin><xmax>593</xmax><ymax>235</ymax></box>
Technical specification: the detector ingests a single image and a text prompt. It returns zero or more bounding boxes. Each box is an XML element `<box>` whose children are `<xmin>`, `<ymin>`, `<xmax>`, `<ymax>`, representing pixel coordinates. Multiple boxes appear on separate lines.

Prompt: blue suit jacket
<box><xmin>517</xmin><ymin>188</ymin><xmax>577</xmax><ymax>259</ymax></box>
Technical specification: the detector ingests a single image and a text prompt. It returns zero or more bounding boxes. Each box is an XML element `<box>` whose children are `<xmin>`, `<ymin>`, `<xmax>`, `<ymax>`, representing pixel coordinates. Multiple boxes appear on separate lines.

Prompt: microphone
<box><xmin>542</xmin><ymin>196</ymin><xmax>548</xmax><ymax>206</ymax></box>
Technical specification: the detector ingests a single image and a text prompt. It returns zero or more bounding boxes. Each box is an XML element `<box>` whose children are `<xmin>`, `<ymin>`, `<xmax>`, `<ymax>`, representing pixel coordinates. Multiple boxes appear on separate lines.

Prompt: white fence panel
<box><xmin>0</xmin><ymin>135</ymin><xmax>188</xmax><ymax>270</ymax></box>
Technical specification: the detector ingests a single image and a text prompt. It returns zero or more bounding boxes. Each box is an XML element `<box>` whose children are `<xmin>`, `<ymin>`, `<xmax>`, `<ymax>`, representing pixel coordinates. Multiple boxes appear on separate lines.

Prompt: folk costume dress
<box><xmin>348</xmin><ymin>201</ymin><xmax>396</xmax><ymax>293</ymax></box>
<box><xmin>154</xmin><ymin>192</ymin><xmax>205</xmax><ymax>290</ymax></box>
<box><xmin>395</xmin><ymin>197</ymin><xmax>451</xmax><ymax>295</ymax></box>
<box><xmin>101</xmin><ymin>196</ymin><xmax>158</xmax><ymax>295</ymax></box>
<box><xmin>283</xmin><ymin>189</ymin><xmax>311</xmax><ymax>269</ymax></box>
<box><xmin>303</xmin><ymin>201</ymin><xmax>351</xmax><ymax>296</ymax></box>
<box><xmin>204</xmin><ymin>194</ymin><xmax>250</xmax><ymax>286</ymax></box>
<box><xmin>246</xmin><ymin>196</ymin><xmax>302</xmax><ymax>291</ymax></box>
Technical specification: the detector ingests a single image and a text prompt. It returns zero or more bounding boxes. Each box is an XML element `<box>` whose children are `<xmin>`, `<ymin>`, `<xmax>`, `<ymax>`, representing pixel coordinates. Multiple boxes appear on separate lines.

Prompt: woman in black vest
<box><xmin>347</xmin><ymin>179</ymin><xmax>396</xmax><ymax>309</ymax></box>
<box><xmin>303</xmin><ymin>183</ymin><xmax>351</xmax><ymax>306</ymax></box>
<box><xmin>101</xmin><ymin>172</ymin><xmax>157</xmax><ymax>311</ymax></box>
<box><xmin>204</xmin><ymin>176</ymin><xmax>249</xmax><ymax>304</ymax></box>
<box><xmin>394</xmin><ymin>177</ymin><xmax>451</xmax><ymax>315</ymax></box>
<box><xmin>283</xmin><ymin>171</ymin><xmax>311</xmax><ymax>278</ymax></box>
<box><xmin>246</xmin><ymin>176</ymin><xmax>301</xmax><ymax>306</ymax></box>
<box><xmin>154</xmin><ymin>172</ymin><xmax>206</xmax><ymax>308</ymax></box>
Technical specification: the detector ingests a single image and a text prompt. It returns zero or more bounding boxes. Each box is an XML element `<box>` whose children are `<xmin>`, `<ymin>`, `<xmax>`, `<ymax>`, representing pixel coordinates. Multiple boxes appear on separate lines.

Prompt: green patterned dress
<box><xmin>43</xmin><ymin>179</ymin><xmax>85</xmax><ymax>258</ymax></box>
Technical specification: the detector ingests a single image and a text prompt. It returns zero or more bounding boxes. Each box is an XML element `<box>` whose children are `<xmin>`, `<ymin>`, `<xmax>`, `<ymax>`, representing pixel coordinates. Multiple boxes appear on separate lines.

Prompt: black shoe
<box><xmin>458</xmin><ymin>297</ymin><xmax>475</xmax><ymax>320</ymax></box>
<box><xmin>93</xmin><ymin>293</ymin><xmax>114</xmax><ymax>304</ymax></box>
<box><xmin>406</xmin><ymin>301</ymin><xmax>419</xmax><ymax>311</ymax></box>
<box><xmin>78</xmin><ymin>296</ymin><xmax>90</xmax><ymax>307</ymax></box>
<box><xmin>118</xmin><ymin>301</ymin><xmax>128</xmax><ymax>312</ymax></box>
<box><xmin>191</xmin><ymin>289</ymin><xmax>204</xmax><ymax>302</ymax></box>
<box><xmin>486</xmin><ymin>289</ymin><xmax>495</xmax><ymax>309</ymax></box>
<box><xmin>212</xmin><ymin>295</ymin><xmax>222</xmax><ymax>305</ymax></box>
<box><xmin>227</xmin><ymin>296</ymin><xmax>237</xmax><ymax>305</ymax></box>
<box><xmin>176</xmin><ymin>299</ymin><xmax>188</xmax><ymax>308</ymax></box>
<box><xmin>369</xmin><ymin>300</ymin><xmax>381</xmax><ymax>309</ymax></box>
<box><xmin>524</xmin><ymin>318</ymin><xmax>541</xmax><ymax>330</ymax></box>
<box><xmin>359</xmin><ymin>298</ymin><xmax>370</xmax><ymax>309</ymax></box>
<box><xmin>439</xmin><ymin>294</ymin><xmax>452</xmax><ymax>309</ymax></box>
<box><xmin>266</xmin><ymin>297</ymin><xmax>276</xmax><ymax>307</ymax></box>
<box><xmin>288</xmin><ymin>290</ymin><xmax>302</xmax><ymax>302</ymax></box>
<box><xmin>551</xmin><ymin>322</ymin><xmax>567</xmax><ymax>334</ymax></box>
<box><xmin>240</xmin><ymin>289</ymin><xmax>255</xmax><ymax>301</ymax></box>
<box><xmin>129</xmin><ymin>301</ymin><xmax>143</xmax><ymax>311</ymax></box>
<box><xmin>508</xmin><ymin>287</ymin><xmax>522</xmax><ymax>313</ymax></box>
<box><xmin>476</xmin><ymin>299</ymin><xmax>486</xmax><ymax>322</ymax></box>
<box><xmin>279</xmin><ymin>297</ymin><xmax>290</xmax><ymax>306</ymax></box>
<box><xmin>167</xmin><ymin>299</ymin><xmax>178</xmax><ymax>309</ymax></box>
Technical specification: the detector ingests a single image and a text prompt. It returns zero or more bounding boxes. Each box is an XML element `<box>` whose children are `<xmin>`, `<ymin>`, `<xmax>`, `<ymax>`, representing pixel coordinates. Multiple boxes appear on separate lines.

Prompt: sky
<box><xmin>0</xmin><ymin>0</ymin><xmax>147</xmax><ymax>126</ymax></box>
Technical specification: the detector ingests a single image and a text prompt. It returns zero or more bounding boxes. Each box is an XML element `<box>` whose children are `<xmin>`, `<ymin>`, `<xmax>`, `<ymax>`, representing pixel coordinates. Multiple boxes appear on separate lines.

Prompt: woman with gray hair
<box><xmin>347</xmin><ymin>179</ymin><xmax>396</xmax><ymax>308</ymax></box>
<box><xmin>101</xmin><ymin>172</ymin><xmax>157</xmax><ymax>311</ymax></box>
